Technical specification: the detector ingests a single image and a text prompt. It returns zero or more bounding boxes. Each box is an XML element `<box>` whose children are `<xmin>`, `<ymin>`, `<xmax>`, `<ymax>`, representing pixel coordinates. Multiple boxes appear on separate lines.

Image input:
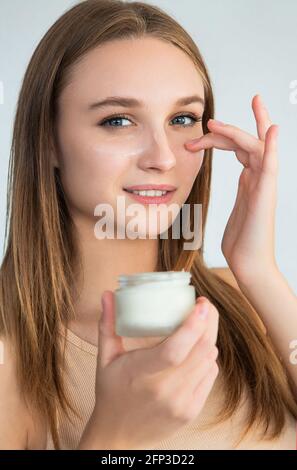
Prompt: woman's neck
<box><xmin>68</xmin><ymin>215</ymin><xmax>159</xmax><ymax>346</ymax></box>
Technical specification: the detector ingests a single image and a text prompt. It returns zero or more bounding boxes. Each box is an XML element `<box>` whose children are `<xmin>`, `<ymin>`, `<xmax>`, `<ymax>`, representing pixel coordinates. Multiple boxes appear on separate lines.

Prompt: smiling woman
<box><xmin>0</xmin><ymin>0</ymin><xmax>297</xmax><ymax>451</ymax></box>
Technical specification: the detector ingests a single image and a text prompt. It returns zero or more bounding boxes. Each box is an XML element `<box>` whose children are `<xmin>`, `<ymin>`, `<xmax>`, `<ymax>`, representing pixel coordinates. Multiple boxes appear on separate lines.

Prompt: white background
<box><xmin>0</xmin><ymin>0</ymin><xmax>296</xmax><ymax>291</ymax></box>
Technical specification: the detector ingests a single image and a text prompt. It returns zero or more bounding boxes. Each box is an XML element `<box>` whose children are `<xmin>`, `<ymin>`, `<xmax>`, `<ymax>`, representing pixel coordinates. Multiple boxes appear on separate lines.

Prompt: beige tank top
<box><xmin>46</xmin><ymin>327</ymin><xmax>297</xmax><ymax>450</ymax></box>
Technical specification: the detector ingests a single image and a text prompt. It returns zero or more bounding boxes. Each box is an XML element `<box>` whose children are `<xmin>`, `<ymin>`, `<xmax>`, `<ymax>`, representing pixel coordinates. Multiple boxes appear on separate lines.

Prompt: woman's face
<box><xmin>55</xmin><ymin>37</ymin><xmax>205</xmax><ymax>237</ymax></box>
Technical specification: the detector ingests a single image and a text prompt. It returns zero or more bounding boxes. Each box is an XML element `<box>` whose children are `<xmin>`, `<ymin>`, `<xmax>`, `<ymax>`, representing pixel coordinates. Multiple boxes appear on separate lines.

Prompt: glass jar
<box><xmin>114</xmin><ymin>270</ymin><xmax>196</xmax><ymax>337</ymax></box>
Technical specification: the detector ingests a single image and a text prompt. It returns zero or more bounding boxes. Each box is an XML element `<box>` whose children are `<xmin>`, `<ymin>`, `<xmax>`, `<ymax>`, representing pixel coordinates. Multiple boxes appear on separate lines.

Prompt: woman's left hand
<box><xmin>185</xmin><ymin>94</ymin><xmax>279</xmax><ymax>285</ymax></box>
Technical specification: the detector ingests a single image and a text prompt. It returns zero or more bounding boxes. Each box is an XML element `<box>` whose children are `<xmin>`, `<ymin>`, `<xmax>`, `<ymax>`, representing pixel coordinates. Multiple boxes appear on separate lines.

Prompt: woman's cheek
<box><xmin>179</xmin><ymin>150</ymin><xmax>204</xmax><ymax>202</ymax></box>
<box><xmin>185</xmin><ymin>148</ymin><xmax>205</xmax><ymax>179</ymax></box>
<box><xmin>194</xmin><ymin>149</ymin><xmax>204</xmax><ymax>168</ymax></box>
<box><xmin>57</xmin><ymin>149</ymin><xmax>110</xmax><ymax>217</ymax></box>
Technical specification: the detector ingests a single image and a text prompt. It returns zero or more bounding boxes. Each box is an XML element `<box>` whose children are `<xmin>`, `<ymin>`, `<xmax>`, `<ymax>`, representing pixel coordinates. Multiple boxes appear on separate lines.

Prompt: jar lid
<box><xmin>117</xmin><ymin>269</ymin><xmax>191</xmax><ymax>288</ymax></box>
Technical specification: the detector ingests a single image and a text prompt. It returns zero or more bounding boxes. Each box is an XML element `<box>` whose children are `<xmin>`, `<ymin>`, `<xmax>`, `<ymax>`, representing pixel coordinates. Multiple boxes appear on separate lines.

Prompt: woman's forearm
<box><xmin>76</xmin><ymin>409</ymin><xmax>135</xmax><ymax>450</ymax></box>
<box><xmin>237</xmin><ymin>266</ymin><xmax>297</xmax><ymax>395</ymax></box>
<box><xmin>76</xmin><ymin>414</ymin><xmax>124</xmax><ymax>450</ymax></box>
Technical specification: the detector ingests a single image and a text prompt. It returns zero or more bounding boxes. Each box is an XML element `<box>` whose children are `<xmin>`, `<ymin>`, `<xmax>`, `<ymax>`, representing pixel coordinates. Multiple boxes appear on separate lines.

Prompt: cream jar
<box><xmin>115</xmin><ymin>270</ymin><xmax>196</xmax><ymax>337</ymax></box>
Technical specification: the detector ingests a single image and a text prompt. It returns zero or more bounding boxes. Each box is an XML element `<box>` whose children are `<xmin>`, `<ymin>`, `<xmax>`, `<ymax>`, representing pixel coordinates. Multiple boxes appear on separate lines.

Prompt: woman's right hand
<box><xmin>78</xmin><ymin>291</ymin><xmax>219</xmax><ymax>450</ymax></box>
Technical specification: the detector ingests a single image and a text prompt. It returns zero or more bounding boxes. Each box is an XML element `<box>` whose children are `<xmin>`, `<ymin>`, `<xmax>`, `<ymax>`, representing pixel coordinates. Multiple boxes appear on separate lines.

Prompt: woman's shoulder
<box><xmin>0</xmin><ymin>334</ymin><xmax>47</xmax><ymax>449</ymax></box>
<box><xmin>210</xmin><ymin>266</ymin><xmax>240</xmax><ymax>289</ymax></box>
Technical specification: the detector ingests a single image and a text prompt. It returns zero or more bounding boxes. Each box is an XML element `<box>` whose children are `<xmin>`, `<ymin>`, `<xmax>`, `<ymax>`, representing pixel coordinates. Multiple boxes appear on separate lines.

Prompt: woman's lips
<box><xmin>123</xmin><ymin>188</ymin><xmax>176</xmax><ymax>205</ymax></box>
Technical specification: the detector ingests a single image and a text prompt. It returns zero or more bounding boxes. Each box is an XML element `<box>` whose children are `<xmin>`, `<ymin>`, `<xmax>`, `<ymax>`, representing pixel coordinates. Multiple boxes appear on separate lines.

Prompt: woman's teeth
<box><xmin>127</xmin><ymin>189</ymin><xmax>169</xmax><ymax>196</ymax></box>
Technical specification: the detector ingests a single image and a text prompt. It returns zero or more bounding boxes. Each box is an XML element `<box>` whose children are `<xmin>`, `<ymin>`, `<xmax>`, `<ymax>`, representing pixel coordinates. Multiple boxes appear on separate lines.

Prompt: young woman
<box><xmin>0</xmin><ymin>0</ymin><xmax>296</xmax><ymax>450</ymax></box>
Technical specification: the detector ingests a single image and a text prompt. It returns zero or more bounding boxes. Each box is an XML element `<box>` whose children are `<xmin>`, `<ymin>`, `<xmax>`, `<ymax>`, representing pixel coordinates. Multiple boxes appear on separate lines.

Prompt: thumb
<box><xmin>97</xmin><ymin>290</ymin><xmax>125</xmax><ymax>369</ymax></box>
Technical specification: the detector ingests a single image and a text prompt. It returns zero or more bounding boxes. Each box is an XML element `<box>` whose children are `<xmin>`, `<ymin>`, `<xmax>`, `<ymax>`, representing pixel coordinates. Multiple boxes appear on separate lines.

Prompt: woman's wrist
<box><xmin>76</xmin><ymin>410</ymin><xmax>131</xmax><ymax>450</ymax></box>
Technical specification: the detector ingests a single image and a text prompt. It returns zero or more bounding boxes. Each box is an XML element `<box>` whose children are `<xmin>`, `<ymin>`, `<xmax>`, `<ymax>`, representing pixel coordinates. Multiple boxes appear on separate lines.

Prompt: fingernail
<box><xmin>257</xmin><ymin>94</ymin><xmax>264</xmax><ymax>104</ymax></box>
<box><xmin>208</xmin><ymin>118</ymin><xmax>225</xmax><ymax>126</ymax></box>
<box><xmin>197</xmin><ymin>301</ymin><xmax>209</xmax><ymax>320</ymax></box>
<box><xmin>274</xmin><ymin>124</ymin><xmax>279</xmax><ymax>136</ymax></box>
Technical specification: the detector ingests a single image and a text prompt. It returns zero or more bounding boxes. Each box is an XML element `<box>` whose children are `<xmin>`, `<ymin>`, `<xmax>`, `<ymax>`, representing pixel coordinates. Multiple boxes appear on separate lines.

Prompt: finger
<box><xmin>160</xmin><ymin>301</ymin><xmax>219</xmax><ymax>383</ymax></box>
<box><xmin>185</xmin><ymin>132</ymin><xmax>250</xmax><ymax>167</ymax></box>
<box><xmin>190</xmin><ymin>362</ymin><xmax>219</xmax><ymax>416</ymax></box>
<box><xmin>252</xmin><ymin>94</ymin><xmax>273</xmax><ymax>141</ymax></box>
<box><xmin>185</xmin><ymin>132</ymin><xmax>241</xmax><ymax>152</ymax></box>
<box><xmin>261</xmin><ymin>124</ymin><xmax>279</xmax><ymax>176</ymax></box>
<box><xmin>175</xmin><ymin>303</ymin><xmax>219</xmax><ymax>379</ymax></box>
<box><xmin>97</xmin><ymin>291</ymin><xmax>125</xmax><ymax>369</ymax></box>
<box><xmin>174</xmin><ymin>338</ymin><xmax>219</xmax><ymax>393</ymax></box>
<box><xmin>169</xmin><ymin>348</ymin><xmax>219</xmax><ymax>418</ymax></box>
<box><xmin>187</xmin><ymin>300</ymin><xmax>219</xmax><ymax>353</ymax></box>
<box><xmin>221</xmin><ymin>170</ymin><xmax>247</xmax><ymax>237</ymax></box>
<box><xmin>205</xmin><ymin>119</ymin><xmax>264</xmax><ymax>155</ymax></box>
<box><xmin>202</xmin><ymin>302</ymin><xmax>219</xmax><ymax>349</ymax></box>
<box><xmin>185</xmin><ymin>346</ymin><xmax>219</xmax><ymax>393</ymax></box>
<box><xmin>142</xmin><ymin>298</ymin><xmax>209</xmax><ymax>374</ymax></box>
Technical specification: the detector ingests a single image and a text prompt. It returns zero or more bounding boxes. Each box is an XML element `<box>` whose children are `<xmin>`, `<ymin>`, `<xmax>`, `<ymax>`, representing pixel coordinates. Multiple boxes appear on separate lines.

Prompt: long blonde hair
<box><xmin>1</xmin><ymin>0</ymin><xmax>296</xmax><ymax>450</ymax></box>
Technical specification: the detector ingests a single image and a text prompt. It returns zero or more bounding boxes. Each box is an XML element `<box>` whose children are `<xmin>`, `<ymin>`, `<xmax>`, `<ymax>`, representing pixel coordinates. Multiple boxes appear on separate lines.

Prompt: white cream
<box><xmin>115</xmin><ymin>270</ymin><xmax>196</xmax><ymax>337</ymax></box>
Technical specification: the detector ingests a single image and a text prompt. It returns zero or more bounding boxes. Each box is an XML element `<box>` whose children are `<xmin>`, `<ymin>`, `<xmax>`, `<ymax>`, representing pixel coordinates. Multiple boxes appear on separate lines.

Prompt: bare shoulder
<box><xmin>210</xmin><ymin>266</ymin><xmax>241</xmax><ymax>290</ymax></box>
<box><xmin>0</xmin><ymin>335</ymin><xmax>47</xmax><ymax>449</ymax></box>
<box><xmin>209</xmin><ymin>267</ymin><xmax>266</xmax><ymax>334</ymax></box>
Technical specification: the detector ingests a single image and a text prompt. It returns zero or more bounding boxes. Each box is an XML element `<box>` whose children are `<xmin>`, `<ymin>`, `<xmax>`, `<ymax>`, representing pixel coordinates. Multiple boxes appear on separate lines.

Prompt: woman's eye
<box><xmin>100</xmin><ymin>116</ymin><xmax>132</xmax><ymax>128</ymax></box>
<box><xmin>99</xmin><ymin>114</ymin><xmax>202</xmax><ymax>129</ymax></box>
<box><xmin>171</xmin><ymin>114</ymin><xmax>202</xmax><ymax>127</ymax></box>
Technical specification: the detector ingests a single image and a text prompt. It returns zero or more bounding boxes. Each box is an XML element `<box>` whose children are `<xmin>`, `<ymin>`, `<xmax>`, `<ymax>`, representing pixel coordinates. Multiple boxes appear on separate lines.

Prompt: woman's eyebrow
<box><xmin>87</xmin><ymin>94</ymin><xmax>205</xmax><ymax>110</ymax></box>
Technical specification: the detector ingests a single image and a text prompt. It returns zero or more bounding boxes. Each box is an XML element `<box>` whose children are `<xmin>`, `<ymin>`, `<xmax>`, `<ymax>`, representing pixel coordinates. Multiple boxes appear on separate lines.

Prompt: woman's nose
<box><xmin>136</xmin><ymin>136</ymin><xmax>177</xmax><ymax>172</ymax></box>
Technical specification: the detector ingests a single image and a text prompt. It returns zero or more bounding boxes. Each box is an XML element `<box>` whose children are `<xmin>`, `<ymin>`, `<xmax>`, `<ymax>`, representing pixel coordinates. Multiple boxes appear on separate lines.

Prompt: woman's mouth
<box><xmin>122</xmin><ymin>186</ymin><xmax>177</xmax><ymax>205</ymax></box>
